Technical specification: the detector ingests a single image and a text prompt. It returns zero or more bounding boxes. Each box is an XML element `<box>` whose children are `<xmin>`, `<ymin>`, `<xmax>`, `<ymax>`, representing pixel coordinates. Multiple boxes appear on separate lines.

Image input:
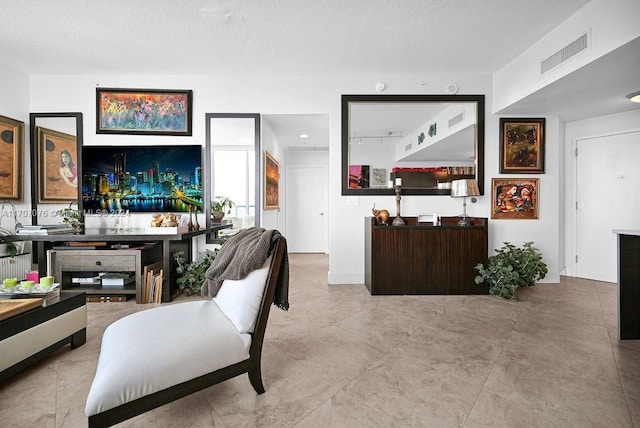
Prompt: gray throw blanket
<box><xmin>202</xmin><ymin>227</ymin><xmax>289</xmax><ymax>310</ymax></box>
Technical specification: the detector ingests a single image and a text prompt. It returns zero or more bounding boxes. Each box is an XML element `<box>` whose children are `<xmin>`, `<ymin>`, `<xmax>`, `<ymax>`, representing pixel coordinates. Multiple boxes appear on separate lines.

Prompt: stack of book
<box><xmin>17</xmin><ymin>224</ymin><xmax>74</xmax><ymax>235</ymax></box>
<box><xmin>142</xmin><ymin>262</ymin><xmax>164</xmax><ymax>303</ymax></box>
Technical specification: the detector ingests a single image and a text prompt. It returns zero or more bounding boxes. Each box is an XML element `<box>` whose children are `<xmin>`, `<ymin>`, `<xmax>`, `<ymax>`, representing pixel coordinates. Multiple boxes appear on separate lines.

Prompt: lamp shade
<box><xmin>450</xmin><ymin>179</ymin><xmax>480</xmax><ymax>198</ymax></box>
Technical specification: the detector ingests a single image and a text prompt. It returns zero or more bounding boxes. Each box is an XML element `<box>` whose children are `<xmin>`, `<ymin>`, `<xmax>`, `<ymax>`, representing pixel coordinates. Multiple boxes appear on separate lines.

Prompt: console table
<box><xmin>7</xmin><ymin>225</ymin><xmax>230</xmax><ymax>303</ymax></box>
<box><xmin>364</xmin><ymin>216</ymin><xmax>488</xmax><ymax>295</ymax></box>
<box><xmin>614</xmin><ymin>230</ymin><xmax>640</xmax><ymax>340</ymax></box>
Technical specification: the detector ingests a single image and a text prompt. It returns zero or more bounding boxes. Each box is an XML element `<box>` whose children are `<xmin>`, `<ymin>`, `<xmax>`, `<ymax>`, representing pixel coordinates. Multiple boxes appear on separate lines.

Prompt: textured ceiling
<box><xmin>1</xmin><ymin>0</ymin><xmax>591</xmax><ymax>75</ymax></box>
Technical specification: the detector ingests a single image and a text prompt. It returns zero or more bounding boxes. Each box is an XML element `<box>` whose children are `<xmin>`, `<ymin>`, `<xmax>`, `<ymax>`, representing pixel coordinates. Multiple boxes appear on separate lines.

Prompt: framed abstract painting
<box><xmin>96</xmin><ymin>88</ymin><xmax>193</xmax><ymax>136</ymax></box>
<box><xmin>491</xmin><ymin>178</ymin><xmax>539</xmax><ymax>220</ymax></box>
<box><xmin>264</xmin><ymin>151</ymin><xmax>279</xmax><ymax>210</ymax></box>
<box><xmin>499</xmin><ymin>118</ymin><xmax>545</xmax><ymax>173</ymax></box>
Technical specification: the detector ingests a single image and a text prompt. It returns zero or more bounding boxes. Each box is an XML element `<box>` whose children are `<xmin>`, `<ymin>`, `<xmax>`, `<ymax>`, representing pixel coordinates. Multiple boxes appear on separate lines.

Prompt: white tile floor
<box><xmin>1</xmin><ymin>254</ymin><xmax>639</xmax><ymax>427</ymax></box>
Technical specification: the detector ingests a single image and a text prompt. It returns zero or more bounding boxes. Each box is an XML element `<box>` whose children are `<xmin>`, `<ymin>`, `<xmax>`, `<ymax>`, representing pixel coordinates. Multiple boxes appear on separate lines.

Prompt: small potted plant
<box><xmin>174</xmin><ymin>248</ymin><xmax>219</xmax><ymax>295</ymax></box>
<box><xmin>57</xmin><ymin>201</ymin><xmax>83</xmax><ymax>234</ymax></box>
<box><xmin>474</xmin><ymin>241</ymin><xmax>548</xmax><ymax>299</ymax></box>
<box><xmin>210</xmin><ymin>196</ymin><xmax>234</xmax><ymax>223</ymax></box>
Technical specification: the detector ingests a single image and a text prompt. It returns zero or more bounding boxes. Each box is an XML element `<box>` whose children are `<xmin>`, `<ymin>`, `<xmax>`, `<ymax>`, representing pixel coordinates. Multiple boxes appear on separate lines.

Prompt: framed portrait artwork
<box><xmin>96</xmin><ymin>88</ymin><xmax>193</xmax><ymax>136</ymax></box>
<box><xmin>492</xmin><ymin>178</ymin><xmax>539</xmax><ymax>220</ymax></box>
<box><xmin>499</xmin><ymin>118</ymin><xmax>545</xmax><ymax>173</ymax></box>
<box><xmin>37</xmin><ymin>126</ymin><xmax>78</xmax><ymax>203</ymax></box>
<box><xmin>264</xmin><ymin>151</ymin><xmax>279</xmax><ymax>210</ymax></box>
<box><xmin>0</xmin><ymin>115</ymin><xmax>24</xmax><ymax>201</ymax></box>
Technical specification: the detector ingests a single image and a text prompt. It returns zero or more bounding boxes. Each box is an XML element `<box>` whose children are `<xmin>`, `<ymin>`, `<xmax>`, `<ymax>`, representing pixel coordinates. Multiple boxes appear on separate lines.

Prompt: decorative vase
<box><xmin>188</xmin><ymin>205</ymin><xmax>194</xmax><ymax>231</ymax></box>
<box><xmin>211</xmin><ymin>211</ymin><xmax>225</xmax><ymax>223</ymax></box>
<box><xmin>71</xmin><ymin>222</ymin><xmax>83</xmax><ymax>234</ymax></box>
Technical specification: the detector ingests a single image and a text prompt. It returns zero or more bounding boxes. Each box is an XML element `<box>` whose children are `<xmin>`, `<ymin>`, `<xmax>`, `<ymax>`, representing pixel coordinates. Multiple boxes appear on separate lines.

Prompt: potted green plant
<box><xmin>174</xmin><ymin>248</ymin><xmax>219</xmax><ymax>295</ymax></box>
<box><xmin>57</xmin><ymin>201</ymin><xmax>83</xmax><ymax>233</ymax></box>
<box><xmin>210</xmin><ymin>196</ymin><xmax>234</xmax><ymax>223</ymax></box>
<box><xmin>474</xmin><ymin>241</ymin><xmax>548</xmax><ymax>300</ymax></box>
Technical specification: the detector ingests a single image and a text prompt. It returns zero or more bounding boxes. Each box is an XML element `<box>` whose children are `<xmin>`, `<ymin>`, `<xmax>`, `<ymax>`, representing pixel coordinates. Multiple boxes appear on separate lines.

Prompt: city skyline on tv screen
<box><xmin>82</xmin><ymin>145</ymin><xmax>202</xmax><ymax>213</ymax></box>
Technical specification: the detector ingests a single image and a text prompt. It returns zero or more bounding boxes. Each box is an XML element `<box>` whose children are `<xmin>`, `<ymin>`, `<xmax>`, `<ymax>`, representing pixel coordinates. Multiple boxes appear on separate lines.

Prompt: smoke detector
<box><xmin>445</xmin><ymin>83</ymin><xmax>459</xmax><ymax>94</ymax></box>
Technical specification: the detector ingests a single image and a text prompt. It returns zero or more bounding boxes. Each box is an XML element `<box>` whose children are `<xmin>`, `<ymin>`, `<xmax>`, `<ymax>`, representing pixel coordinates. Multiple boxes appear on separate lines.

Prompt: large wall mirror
<box><xmin>205</xmin><ymin>113</ymin><xmax>260</xmax><ymax>243</ymax></box>
<box><xmin>342</xmin><ymin>94</ymin><xmax>484</xmax><ymax>195</ymax></box>
<box><xmin>29</xmin><ymin>112</ymin><xmax>83</xmax><ymax>224</ymax></box>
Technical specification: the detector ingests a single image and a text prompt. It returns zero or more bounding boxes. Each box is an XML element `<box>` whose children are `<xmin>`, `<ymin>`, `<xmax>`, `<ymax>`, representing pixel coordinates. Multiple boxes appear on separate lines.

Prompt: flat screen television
<box><xmin>82</xmin><ymin>145</ymin><xmax>202</xmax><ymax>213</ymax></box>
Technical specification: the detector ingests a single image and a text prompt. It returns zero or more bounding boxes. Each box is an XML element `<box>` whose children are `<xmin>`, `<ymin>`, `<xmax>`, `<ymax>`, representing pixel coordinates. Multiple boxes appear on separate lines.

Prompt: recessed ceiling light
<box><xmin>299</xmin><ymin>134</ymin><xmax>309</xmax><ymax>139</ymax></box>
<box><xmin>626</xmin><ymin>91</ymin><xmax>640</xmax><ymax>103</ymax></box>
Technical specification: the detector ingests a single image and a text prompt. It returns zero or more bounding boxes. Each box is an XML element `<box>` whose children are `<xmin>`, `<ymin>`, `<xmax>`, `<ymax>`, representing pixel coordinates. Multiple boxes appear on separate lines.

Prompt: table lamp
<box><xmin>450</xmin><ymin>179</ymin><xmax>480</xmax><ymax>226</ymax></box>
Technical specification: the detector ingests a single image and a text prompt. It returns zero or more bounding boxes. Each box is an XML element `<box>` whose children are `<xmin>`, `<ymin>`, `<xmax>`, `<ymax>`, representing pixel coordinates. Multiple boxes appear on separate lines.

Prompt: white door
<box><xmin>286</xmin><ymin>165</ymin><xmax>328</xmax><ymax>253</ymax></box>
<box><xmin>575</xmin><ymin>131</ymin><xmax>640</xmax><ymax>282</ymax></box>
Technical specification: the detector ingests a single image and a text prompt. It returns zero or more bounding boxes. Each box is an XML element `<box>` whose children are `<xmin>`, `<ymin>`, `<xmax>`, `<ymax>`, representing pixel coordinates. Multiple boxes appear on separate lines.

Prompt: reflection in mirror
<box><xmin>205</xmin><ymin>113</ymin><xmax>260</xmax><ymax>243</ymax></box>
<box><xmin>29</xmin><ymin>112</ymin><xmax>83</xmax><ymax>224</ymax></box>
<box><xmin>342</xmin><ymin>95</ymin><xmax>484</xmax><ymax>195</ymax></box>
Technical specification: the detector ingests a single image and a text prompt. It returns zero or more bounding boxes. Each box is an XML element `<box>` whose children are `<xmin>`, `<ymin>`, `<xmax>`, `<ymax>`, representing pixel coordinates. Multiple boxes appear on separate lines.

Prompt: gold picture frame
<box><xmin>37</xmin><ymin>126</ymin><xmax>78</xmax><ymax>203</ymax></box>
<box><xmin>0</xmin><ymin>115</ymin><xmax>24</xmax><ymax>201</ymax></box>
<box><xmin>264</xmin><ymin>151</ymin><xmax>279</xmax><ymax>210</ymax></box>
<box><xmin>499</xmin><ymin>118</ymin><xmax>545</xmax><ymax>174</ymax></box>
<box><xmin>491</xmin><ymin>178</ymin><xmax>539</xmax><ymax>220</ymax></box>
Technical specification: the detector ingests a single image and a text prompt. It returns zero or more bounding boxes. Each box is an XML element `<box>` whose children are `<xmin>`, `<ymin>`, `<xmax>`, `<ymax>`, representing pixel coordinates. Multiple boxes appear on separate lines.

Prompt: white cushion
<box><xmin>85</xmin><ymin>300</ymin><xmax>251</xmax><ymax>416</ymax></box>
<box><xmin>213</xmin><ymin>256</ymin><xmax>271</xmax><ymax>333</ymax></box>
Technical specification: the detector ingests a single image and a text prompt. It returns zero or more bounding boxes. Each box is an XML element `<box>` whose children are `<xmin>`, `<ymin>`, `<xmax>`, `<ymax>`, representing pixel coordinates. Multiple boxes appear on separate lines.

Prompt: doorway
<box><xmin>262</xmin><ymin>114</ymin><xmax>329</xmax><ymax>253</ymax></box>
<box><xmin>575</xmin><ymin>130</ymin><xmax>640</xmax><ymax>282</ymax></box>
<box><xmin>286</xmin><ymin>164</ymin><xmax>328</xmax><ymax>253</ymax></box>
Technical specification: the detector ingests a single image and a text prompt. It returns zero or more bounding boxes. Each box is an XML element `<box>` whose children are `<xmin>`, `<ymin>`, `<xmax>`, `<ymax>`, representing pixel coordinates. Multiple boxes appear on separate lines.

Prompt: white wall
<box><xmin>493</xmin><ymin>0</ymin><xmax>640</xmax><ymax>113</ymax></box>
<box><xmin>4</xmin><ymin>0</ymin><xmax>636</xmax><ymax>286</ymax></box>
<box><xmin>0</xmin><ymin>65</ymin><xmax>32</xmax><ymax>230</ymax></box>
<box><xmin>29</xmin><ymin>73</ymin><xmax>528</xmax><ymax>284</ymax></box>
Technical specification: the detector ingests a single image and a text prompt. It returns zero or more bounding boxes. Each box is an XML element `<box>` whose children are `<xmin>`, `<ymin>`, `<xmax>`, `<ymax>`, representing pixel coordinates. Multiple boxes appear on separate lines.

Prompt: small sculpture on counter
<box><xmin>150</xmin><ymin>213</ymin><xmax>179</xmax><ymax>227</ymax></box>
<box><xmin>372</xmin><ymin>203</ymin><xmax>390</xmax><ymax>225</ymax></box>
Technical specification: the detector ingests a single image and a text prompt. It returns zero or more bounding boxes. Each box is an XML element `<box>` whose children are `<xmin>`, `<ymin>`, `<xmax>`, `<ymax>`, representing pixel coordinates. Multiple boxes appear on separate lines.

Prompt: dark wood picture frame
<box><xmin>0</xmin><ymin>115</ymin><xmax>24</xmax><ymax>201</ymax></box>
<box><xmin>264</xmin><ymin>151</ymin><xmax>279</xmax><ymax>210</ymax></box>
<box><xmin>491</xmin><ymin>178</ymin><xmax>539</xmax><ymax>220</ymax></box>
<box><xmin>37</xmin><ymin>126</ymin><xmax>78</xmax><ymax>203</ymax></box>
<box><xmin>96</xmin><ymin>88</ymin><xmax>193</xmax><ymax>136</ymax></box>
<box><xmin>499</xmin><ymin>118</ymin><xmax>545</xmax><ymax>174</ymax></box>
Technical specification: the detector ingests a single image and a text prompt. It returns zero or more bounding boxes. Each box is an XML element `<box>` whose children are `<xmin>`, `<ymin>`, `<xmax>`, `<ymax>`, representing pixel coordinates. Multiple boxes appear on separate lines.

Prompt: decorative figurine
<box><xmin>372</xmin><ymin>203</ymin><xmax>390</xmax><ymax>225</ymax></box>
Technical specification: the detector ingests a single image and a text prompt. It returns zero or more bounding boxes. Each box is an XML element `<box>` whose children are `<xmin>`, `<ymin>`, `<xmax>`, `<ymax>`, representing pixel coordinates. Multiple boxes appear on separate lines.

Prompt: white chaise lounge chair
<box><xmin>85</xmin><ymin>235</ymin><xmax>286</xmax><ymax>428</ymax></box>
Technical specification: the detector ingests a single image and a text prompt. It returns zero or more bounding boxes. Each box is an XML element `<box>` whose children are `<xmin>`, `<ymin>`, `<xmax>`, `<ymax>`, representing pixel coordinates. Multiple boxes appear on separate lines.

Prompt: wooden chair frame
<box><xmin>88</xmin><ymin>237</ymin><xmax>286</xmax><ymax>428</ymax></box>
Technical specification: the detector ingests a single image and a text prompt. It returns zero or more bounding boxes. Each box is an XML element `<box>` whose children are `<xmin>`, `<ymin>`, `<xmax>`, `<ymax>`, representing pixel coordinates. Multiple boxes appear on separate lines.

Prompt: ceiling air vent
<box><xmin>448</xmin><ymin>112</ymin><xmax>464</xmax><ymax>128</ymax></box>
<box><xmin>540</xmin><ymin>31</ymin><xmax>589</xmax><ymax>75</ymax></box>
<box><xmin>405</xmin><ymin>143</ymin><xmax>412</xmax><ymax>152</ymax></box>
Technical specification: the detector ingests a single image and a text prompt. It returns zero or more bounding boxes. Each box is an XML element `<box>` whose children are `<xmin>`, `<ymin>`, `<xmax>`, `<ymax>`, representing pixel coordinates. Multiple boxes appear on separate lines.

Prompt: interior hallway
<box><xmin>1</xmin><ymin>253</ymin><xmax>639</xmax><ymax>427</ymax></box>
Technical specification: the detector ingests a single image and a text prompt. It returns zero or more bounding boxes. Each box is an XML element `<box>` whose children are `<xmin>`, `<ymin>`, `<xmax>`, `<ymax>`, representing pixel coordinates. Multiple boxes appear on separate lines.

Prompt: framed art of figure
<box><xmin>37</xmin><ymin>126</ymin><xmax>78</xmax><ymax>203</ymax></box>
<box><xmin>96</xmin><ymin>88</ymin><xmax>193</xmax><ymax>136</ymax></box>
<box><xmin>499</xmin><ymin>118</ymin><xmax>545</xmax><ymax>173</ymax></box>
<box><xmin>491</xmin><ymin>178</ymin><xmax>539</xmax><ymax>220</ymax></box>
<box><xmin>264</xmin><ymin>151</ymin><xmax>279</xmax><ymax>210</ymax></box>
<box><xmin>0</xmin><ymin>115</ymin><xmax>24</xmax><ymax>201</ymax></box>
